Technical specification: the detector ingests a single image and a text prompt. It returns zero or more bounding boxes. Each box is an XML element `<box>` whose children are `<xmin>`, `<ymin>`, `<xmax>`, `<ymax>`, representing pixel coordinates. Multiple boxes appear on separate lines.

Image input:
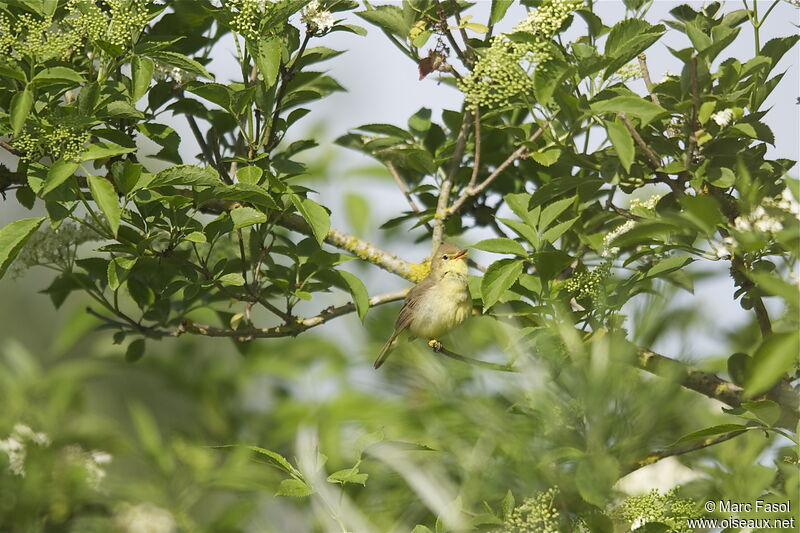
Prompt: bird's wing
<box><xmin>394</xmin><ymin>275</ymin><xmax>433</xmax><ymax>333</ymax></box>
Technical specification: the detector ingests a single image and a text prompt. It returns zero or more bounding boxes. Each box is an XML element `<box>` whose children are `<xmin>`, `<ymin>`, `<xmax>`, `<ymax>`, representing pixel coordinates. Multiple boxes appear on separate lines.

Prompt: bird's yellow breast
<box><xmin>408</xmin><ymin>274</ymin><xmax>471</xmax><ymax>339</ymax></box>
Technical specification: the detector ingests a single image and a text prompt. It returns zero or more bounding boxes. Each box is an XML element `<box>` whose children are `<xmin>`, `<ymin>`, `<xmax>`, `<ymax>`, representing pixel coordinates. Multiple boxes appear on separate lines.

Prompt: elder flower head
<box><xmin>711</xmin><ymin>108</ymin><xmax>734</xmax><ymax>127</ymax></box>
<box><xmin>302</xmin><ymin>0</ymin><xmax>335</xmax><ymax>33</ymax></box>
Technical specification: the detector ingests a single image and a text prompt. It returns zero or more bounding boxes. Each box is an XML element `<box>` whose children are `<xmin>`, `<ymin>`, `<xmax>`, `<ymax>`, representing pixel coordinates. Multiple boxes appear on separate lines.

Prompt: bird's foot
<box><xmin>427</xmin><ymin>339</ymin><xmax>442</xmax><ymax>352</ymax></box>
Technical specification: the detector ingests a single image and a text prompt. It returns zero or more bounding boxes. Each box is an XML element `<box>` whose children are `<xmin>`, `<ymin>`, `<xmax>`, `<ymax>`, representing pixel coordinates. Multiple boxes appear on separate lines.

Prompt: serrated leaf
<box><xmin>591</xmin><ymin>96</ymin><xmax>668</xmax><ymax>127</ymax></box>
<box><xmin>356</xmin><ymin>5</ymin><xmax>409</xmax><ymax>38</ymax></box>
<box><xmin>490</xmin><ymin>0</ymin><xmax>513</xmax><ymax>25</ymax></box>
<box><xmin>10</xmin><ymin>88</ymin><xmax>33</xmax><ymax>135</ymax></box>
<box><xmin>481</xmin><ymin>259</ymin><xmax>524</xmax><ymax>310</ymax></box>
<box><xmin>237</xmin><ymin>165</ymin><xmax>263</xmax><ymax>185</ymax></box>
<box><xmin>472</xmin><ymin>238</ymin><xmax>527</xmax><ymax>256</ymax></box>
<box><xmin>0</xmin><ymin>217</ymin><xmax>45</xmax><ymax>279</ymax></box>
<box><xmin>327</xmin><ymin>466</ymin><xmax>368</xmax><ymax>486</ymax></box>
<box><xmin>539</xmin><ymin>197</ymin><xmax>574</xmax><ymax>231</ymax></box>
<box><xmin>230</xmin><ymin>206</ymin><xmax>267</xmax><ymax>229</ymax></box>
<box><xmin>530</xmin><ymin>147</ymin><xmax>562</xmax><ymax>167</ymax></box>
<box><xmin>150</xmin><ymin>165</ymin><xmax>220</xmax><ymax>187</ymax></box>
<box><xmin>148</xmin><ymin>51</ymin><xmax>213</xmax><ymax>80</ymax></box>
<box><xmin>131</xmin><ymin>56</ymin><xmax>154</xmax><ymax>102</ymax></box>
<box><xmin>252</xmin><ymin>36</ymin><xmax>282</xmax><ymax>87</ymax></box>
<box><xmin>81</xmin><ymin>142</ymin><xmax>137</xmax><ymax>162</ymax></box>
<box><xmin>497</xmin><ymin>217</ymin><xmax>539</xmax><ymax>249</ymax></box>
<box><xmin>338</xmin><ymin>270</ymin><xmax>369</xmax><ymax>322</ymax></box>
<box><xmin>291</xmin><ymin>195</ymin><xmax>330</xmax><ymax>245</ymax></box>
<box><xmin>42</xmin><ymin>159</ymin><xmax>79</xmax><ymax>197</ymax></box>
<box><xmin>88</xmin><ymin>175</ymin><xmax>122</xmax><ymax>236</ymax></box>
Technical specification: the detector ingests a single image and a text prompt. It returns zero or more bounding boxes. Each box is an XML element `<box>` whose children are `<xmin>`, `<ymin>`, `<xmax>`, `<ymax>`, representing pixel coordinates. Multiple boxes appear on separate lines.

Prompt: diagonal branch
<box><xmin>386</xmin><ymin>161</ymin><xmax>433</xmax><ymax>233</ymax></box>
<box><xmin>623</xmin><ymin>429</ymin><xmax>748</xmax><ymax>475</ymax></box>
<box><xmin>637</xmin><ymin>53</ymin><xmax>660</xmax><ymax>105</ymax></box>
<box><xmin>449</xmin><ymin>120</ymin><xmax>550</xmax><ymax>217</ymax></box>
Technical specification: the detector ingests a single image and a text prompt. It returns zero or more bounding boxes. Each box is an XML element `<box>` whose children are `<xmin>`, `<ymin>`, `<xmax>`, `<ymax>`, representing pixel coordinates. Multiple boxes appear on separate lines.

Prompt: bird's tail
<box><xmin>373</xmin><ymin>331</ymin><xmax>400</xmax><ymax>369</ymax></box>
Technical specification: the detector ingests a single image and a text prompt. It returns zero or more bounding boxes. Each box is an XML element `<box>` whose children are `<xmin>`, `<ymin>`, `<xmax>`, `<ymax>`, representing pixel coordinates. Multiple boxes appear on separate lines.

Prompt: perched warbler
<box><xmin>374</xmin><ymin>242</ymin><xmax>472</xmax><ymax>369</ymax></box>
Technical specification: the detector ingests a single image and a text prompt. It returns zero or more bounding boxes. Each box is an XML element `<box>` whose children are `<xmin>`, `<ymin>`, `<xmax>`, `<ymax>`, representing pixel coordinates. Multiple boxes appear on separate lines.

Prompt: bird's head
<box><xmin>431</xmin><ymin>242</ymin><xmax>468</xmax><ymax>277</ymax></box>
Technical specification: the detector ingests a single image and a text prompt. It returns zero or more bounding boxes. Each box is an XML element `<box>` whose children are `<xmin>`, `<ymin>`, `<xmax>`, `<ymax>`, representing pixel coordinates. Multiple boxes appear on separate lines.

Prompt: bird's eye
<box><xmin>442</xmin><ymin>254</ymin><xmax>449</xmax><ymax>260</ymax></box>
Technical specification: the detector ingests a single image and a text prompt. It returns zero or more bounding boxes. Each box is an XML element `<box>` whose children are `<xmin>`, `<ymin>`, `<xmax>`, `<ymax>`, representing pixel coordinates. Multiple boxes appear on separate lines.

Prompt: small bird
<box><xmin>374</xmin><ymin>242</ymin><xmax>472</xmax><ymax>369</ymax></box>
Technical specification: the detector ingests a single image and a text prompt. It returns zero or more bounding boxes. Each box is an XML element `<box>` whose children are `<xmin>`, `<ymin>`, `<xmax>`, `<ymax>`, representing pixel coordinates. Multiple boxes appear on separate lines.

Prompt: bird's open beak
<box><xmin>454</xmin><ymin>249</ymin><xmax>468</xmax><ymax>260</ymax></box>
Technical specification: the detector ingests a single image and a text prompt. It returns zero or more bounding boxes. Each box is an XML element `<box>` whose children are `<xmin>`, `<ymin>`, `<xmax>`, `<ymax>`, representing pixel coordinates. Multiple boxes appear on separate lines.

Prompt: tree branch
<box><xmin>386</xmin><ymin>161</ymin><xmax>433</xmax><ymax>233</ymax></box>
<box><xmin>432</xmin><ymin>110</ymin><xmax>472</xmax><ymax>251</ymax></box>
<box><xmin>685</xmin><ymin>55</ymin><xmax>700</xmax><ymax>170</ymax></box>
<box><xmin>624</xmin><ymin>429</ymin><xmax>748</xmax><ymax>475</ymax></box>
<box><xmin>449</xmin><ymin>120</ymin><xmax>550</xmax><ymax>217</ymax></box>
<box><xmin>429</xmin><ymin>341</ymin><xmax>516</xmax><ymax>372</ymax></box>
<box><xmin>637</xmin><ymin>53</ymin><xmax>660</xmax><ymax>105</ymax></box>
<box><xmin>619</xmin><ymin>112</ymin><xmax>661</xmax><ymax>169</ymax></box>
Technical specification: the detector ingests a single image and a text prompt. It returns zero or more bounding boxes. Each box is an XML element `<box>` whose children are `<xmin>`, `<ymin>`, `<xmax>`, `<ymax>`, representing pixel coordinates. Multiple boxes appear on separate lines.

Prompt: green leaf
<box><xmin>680</xmin><ymin>194</ymin><xmax>723</xmax><ymax>234</ymax></box>
<box><xmin>744</xmin><ymin>331</ymin><xmax>800</xmax><ymax>397</ymax></box>
<box><xmin>32</xmin><ymin>66</ymin><xmax>85</xmax><ymax>85</ymax></box>
<box><xmin>327</xmin><ymin>466</ymin><xmax>368</xmax><ymax>486</ymax></box>
<box><xmin>502</xmin><ymin>490</ymin><xmax>515</xmax><ymax>520</ymax></box>
<box><xmin>605</xmin><ymin>119</ymin><xmax>634</xmax><ymax>172</ymax></box>
<box><xmin>490</xmin><ymin>0</ymin><xmax>513</xmax><ymax>25</ymax></box>
<box><xmin>644</xmin><ymin>256</ymin><xmax>692</xmax><ymax>279</ymax></box>
<box><xmin>532</xmin><ymin>250</ymin><xmax>572</xmax><ymax>281</ymax></box>
<box><xmin>125</xmin><ymin>339</ymin><xmax>146</xmax><ymax>363</ymax></box>
<box><xmin>10</xmin><ymin>88</ymin><xmax>33</xmax><ymax>135</ymax></box>
<box><xmin>276</xmin><ymin>478</ymin><xmax>313</xmax><ymax>498</ymax></box>
<box><xmin>148</xmin><ymin>51</ymin><xmax>213</xmax><ymax>80</ymax></box>
<box><xmin>533</xmin><ymin>59</ymin><xmax>573</xmax><ymax>107</ymax></box>
<box><xmin>472</xmin><ymin>238</ymin><xmax>527</xmax><ymax>256</ymax></box>
<box><xmin>291</xmin><ymin>195</ymin><xmax>330</xmax><ymax>245</ymax></box>
<box><xmin>504</xmin><ymin>192</ymin><xmax>536</xmax><ymax>226</ymax></box>
<box><xmin>81</xmin><ymin>142</ymin><xmax>137</xmax><ymax>162</ymax></box>
<box><xmin>131</xmin><ymin>56</ymin><xmax>154</xmax><ymax>102</ymax></box>
<box><xmin>338</xmin><ymin>270</ymin><xmax>369</xmax><ymax>322</ymax></box>
<box><xmin>539</xmin><ymin>197</ymin><xmax>574</xmax><ymax>231</ymax></box>
<box><xmin>591</xmin><ymin>96</ymin><xmax>668</xmax><ymax>127</ymax></box>
<box><xmin>481</xmin><ymin>259</ymin><xmax>524</xmax><ymax>310</ymax></box>
<box><xmin>243</xmin><ymin>446</ymin><xmax>300</xmax><ymax>476</ymax></box>
<box><xmin>88</xmin><ymin>175</ymin><xmax>122</xmax><ymax>236</ymax></box>
<box><xmin>218</xmin><ymin>273</ymin><xmax>246</xmax><ymax>286</ymax></box>
<box><xmin>727</xmin><ymin>352</ymin><xmax>750</xmax><ymax>386</ymax></box>
<box><xmin>42</xmin><ymin>159</ymin><xmax>79</xmax><ymax>197</ymax></box>
<box><xmin>0</xmin><ymin>217</ymin><xmax>45</xmax><ymax>280</ymax></box>
<box><xmin>575</xmin><ymin>455</ymin><xmax>619</xmax><ymax>507</ymax></box>
<box><xmin>412</xmin><ymin>526</ymin><xmax>434</xmax><ymax>533</ymax></box>
<box><xmin>184</xmin><ymin>231</ymin><xmax>207</xmax><ymax>243</ymax></box>
<box><xmin>237</xmin><ymin>166</ymin><xmax>263</xmax><ymax>185</ymax></box>
<box><xmin>230</xmin><ymin>206</ymin><xmax>267</xmax><ymax>229</ymax></box>
<box><xmin>542</xmin><ymin>216</ymin><xmax>578</xmax><ymax>244</ymax></box>
<box><xmin>150</xmin><ymin>165</ymin><xmax>221</xmax><ymax>187</ymax></box>
<box><xmin>672</xmin><ymin>424</ymin><xmax>748</xmax><ymax>446</ymax></box>
<box><xmin>741</xmin><ymin>399</ymin><xmax>781</xmax><ymax>426</ymax></box>
<box><xmin>530</xmin><ymin>147</ymin><xmax>562</xmax><ymax>167</ymax></box>
<box><xmin>356</xmin><ymin>5</ymin><xmax>410</xmax><ymax>38</ymax></box>
<box><xmin>748</xmin><ymin>271</ymin><xmax>799</xmax><ymax>308</ymax></box>
<box><xmin>252</xmin><ymin>36</ymin><xmax>282</xmax><ymax>87</ymax></box>
<box><xmin>497</xmin><ymin>217</ymin><xmax>539</xmax><ymax>249</ymax></box>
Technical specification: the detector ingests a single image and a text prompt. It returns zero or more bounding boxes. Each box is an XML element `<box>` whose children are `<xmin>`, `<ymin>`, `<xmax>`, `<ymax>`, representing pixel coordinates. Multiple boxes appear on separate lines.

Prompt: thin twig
<box><xmin>449</xmin><ymin>121</ymin><xmax>550</xmax><ymax>216</ymax></box>
<box><xmin>637</xmin><ymin>53</ymin><xmax>660</xmax><ymax>105</ymax></box>
<box><xmin>0</xmin><ymin>139</ymin><xmax>23</xmax><ymax>156</ymax></box>
<box><xmin>432</xmin><ymin>110</ymin><xmax>473</xmax><ymax>251</ymax></box>
<box><xmin>685</xmin><ymin>55</ymin><xmax>700</xmax><ymax>170</ymax></box>
<box><xmin>619</xmin><ymin>112</ymin><xmax>661</xmax><ymax>169</ymax></box>
<box><xmin>430</xmin><ymin>342</ymin><xmax>517</xmax><ymax>372</ymax></box>
<box><xmin>624</xmin><ymin>429</ymin><xmax>748</xmax><ymax>475</ymax></box>
<box><xmin>467</xmin><ymin>108</ymin><xmax>481</xmax><ymax>191</ymax></box>
<box><xmin>386</xmin><ymin>161</ymin><xmax>433</xmax><ymax>233</ymax></box>
<box><xmin>432</xmin><ymin>0</ymin><xmax>470</xmax><ymax>67</ymax></box>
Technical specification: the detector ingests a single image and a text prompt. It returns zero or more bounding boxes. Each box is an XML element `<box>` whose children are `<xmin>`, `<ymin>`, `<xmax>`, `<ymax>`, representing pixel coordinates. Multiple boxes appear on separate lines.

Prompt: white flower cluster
<box><xmin>711</xmin><ymin>108</ymin><xmax>734</xmax><ymax>127</ymax></box>
<box><xmin>712</xmin><ymin>236</ymin><xmax>736</xmax><ymax>259</ymax></box>
<box><xmin>630</xmin><ymin>194</ymin><xmax>661</xmax><ymax>211</ymax></box>
<box><xmin>662</xmin><ymin>70</ymin><xmax>678</xmax><ymax>80</ymax></box>
<box><xmin>154</xmin><ymin>63</ymin><xmax>196</xmax><ymax>85</ymax></box>
<box><xmin>0</xmin><ymin>424</ymin><xmax>50</xmax><ymax>476</ymax></box>
<box><xmin>734</xmin><ymin>205</ymin><xmax>784</xmax><ymax>233</ymax></box>
<box><xmin>302</xmin><ymin>0</ymin><xmax>335</xmax><ymax>33</ymax></box>
<box><xmin>64</xmin><ymin>445</ymin><xmax>113</xmax><ymax>490</ymax></box>
<box><xmin>615</xmin><ymin>61</ymin><xmax>643</xmax><ymax>82</ymax></box>
<box><xmin>775</xmin><ymin>187</ymin><xmax>800</xmax><ymax>219</ymax></box>
<box><xmin>602</xmin><ymin>219</ymin><xmax>636</xmax><ymax>257</ymax></box>
<box><xmin>513</xmin><ymin>0</ymin><xmax>582</xmax><ymax>38</ymax></box>
<box><xmin>114</xmin><ymin>503</ymin><xmax>177</xmax><ymax>533</ymax></box>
